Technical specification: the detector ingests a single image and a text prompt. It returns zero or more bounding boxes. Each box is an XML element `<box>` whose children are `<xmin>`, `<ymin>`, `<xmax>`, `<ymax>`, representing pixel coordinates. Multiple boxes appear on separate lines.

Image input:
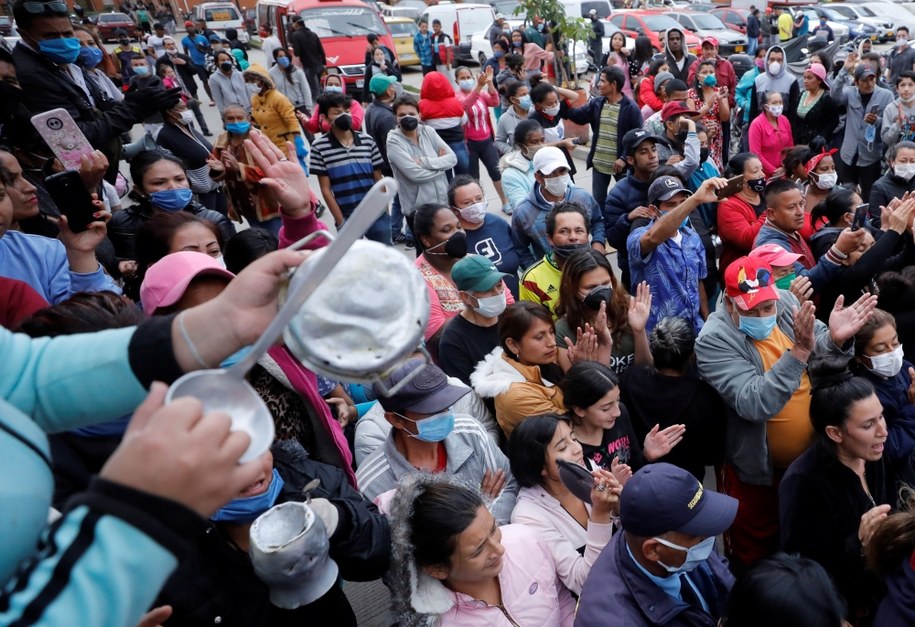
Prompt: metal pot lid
<box><xmin>283</xmin><ymin>240</ymin><xmax>429</xmax><ymax>383</ymax></box>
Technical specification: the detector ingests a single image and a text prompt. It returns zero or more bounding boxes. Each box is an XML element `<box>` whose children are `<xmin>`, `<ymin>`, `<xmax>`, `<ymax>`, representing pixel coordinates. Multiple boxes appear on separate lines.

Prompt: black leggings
<box><xmin>466</xmin><ymin>137</ymin><xmax>501</xmax><ymax>183</ymax></box>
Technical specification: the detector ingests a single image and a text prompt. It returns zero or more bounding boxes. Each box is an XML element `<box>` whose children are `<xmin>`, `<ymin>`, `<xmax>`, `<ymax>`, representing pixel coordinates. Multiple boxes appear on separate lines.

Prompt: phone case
<box><xmin>557</xmin><ymin>459</ymin><xmax>594</xmax><ymax>505</ymax></box>
<box><xmin>30</xmin><ymin>108</ymin><xmax>95</xmax><ymax>171</ymax></box>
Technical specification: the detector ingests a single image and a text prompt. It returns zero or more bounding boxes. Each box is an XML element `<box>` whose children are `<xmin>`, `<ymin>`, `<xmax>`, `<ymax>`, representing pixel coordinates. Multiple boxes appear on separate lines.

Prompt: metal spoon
<box><xmin>165</xmin><ymin>177</ymin><xmax>398</xmax><ymax>462</ymax></box>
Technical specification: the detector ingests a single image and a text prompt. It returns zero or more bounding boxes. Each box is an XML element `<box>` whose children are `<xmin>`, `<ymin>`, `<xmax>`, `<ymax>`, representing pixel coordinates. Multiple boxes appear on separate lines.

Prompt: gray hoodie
<box><xmin>385</xmin><ymin>124</ymin><xmax>457</xmax><ymax>216</ymax></box>
<box><xmin>663</xmin><ymin>27</ymin><xmax>696</xmax><ymax>83</ymax></box>
<box><xmin>695</xmin><ymin>290</ymin><xmax>853</xmax><ymax>485</ymax></box>
<box><xmin>752</xmin><ymin>45</ymin><xmax>797</xmax><ymax>113</ymax></box>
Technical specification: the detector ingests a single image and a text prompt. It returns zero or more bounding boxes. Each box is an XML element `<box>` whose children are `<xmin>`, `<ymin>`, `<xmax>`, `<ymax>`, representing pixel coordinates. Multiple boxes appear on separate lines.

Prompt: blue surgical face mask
<box><xmin>494</xmin><ymin>50</ymin><xmax>505</xmax><ymax>58</ymax></box>
<box><xmin>654</xmin><ymin>535</ymin><xmax>716</xmax><ymax>573</ymax></box>
<box><xmin>738</xmin><ymin>312</ymin><xmax>777</xmax><ymax>341</ymax></box>
<box><xmin>211</xmin><ymin>468</ymin><xmax>284</xmax><ymax>523</ymax></box>
<box><xmin>133</xmin><ymin>65</ymin><xmax>150</xmax><ymax>76</ymax></box>
<box><xmin>702</xmin><ymin>74</ymin><xmax>717</xmax><ymax>87</ymax></box>
<box><xmin>225</xmin><ymin>120</ymin><xmax>251</xmax><ymax>135</ymax></box>
<box><xmin>324</xmin><ymin>85</ymin><xmax>343</xmax><ymax>93</ymax></box>
<box><xmin>458</xmin><ymin>78</ymin><xmax>474</xmax><ymax>92</ymax></box>
<box><xmin>517</xmin><ymin>94</ymin><xmax>532</xmax><ymax>111</ymax></box>
<box><xmin>77</xmin><ymin>45</ymin><xmax>104</xmax><ymax>68</ymax></box>
<box><xmin>38</xmin><ymin>37</ymin><xmax>82</xmax><ymax>64</ymax></box>
<box><xmin>150</xmin><ymin>188</ymin><xmax>194</xmax><ymax>211</ymax></box>
<box><xmin>277</xmin><ymin>55</ymin><xmax>290</xmax><ymax>68</ymax></box>
<box><xmin>396</xmin><ymin>410</ymin><xmax>455</xmax><ymax>442</ymax></box>
<box><xmin>220</xmin><ymin>346</ymin><xmax>250</xmax><ymax>368</ymax></box>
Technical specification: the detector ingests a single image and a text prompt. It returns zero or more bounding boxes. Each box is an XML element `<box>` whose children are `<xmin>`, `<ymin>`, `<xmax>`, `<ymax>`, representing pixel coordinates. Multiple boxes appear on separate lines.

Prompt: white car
<box><xmin>855</xmin><ymin>2</ymin><xmax>915</xmax><ymax>35</ymax></box>
<box><xmin>664</xmin><ymin>12</ymin><xmax>748</xmax><ymax>55</ymax></box>
<box><xmin>826</xmin><ymin>3</ymin><xmax>895</xmax><ymax>41</ymax></box>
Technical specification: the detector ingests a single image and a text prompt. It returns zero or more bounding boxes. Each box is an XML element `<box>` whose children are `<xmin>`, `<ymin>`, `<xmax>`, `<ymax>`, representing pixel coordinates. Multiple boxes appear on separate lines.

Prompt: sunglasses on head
<box><xmin>21</xmin><ymin>1</ymin><xmax>69</xmax><ymax>13</ymax></box>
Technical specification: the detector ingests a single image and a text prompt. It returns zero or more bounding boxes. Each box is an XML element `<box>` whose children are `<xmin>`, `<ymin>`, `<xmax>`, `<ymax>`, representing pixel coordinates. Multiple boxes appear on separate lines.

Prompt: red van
<box><xmin>256</xmin><ymin>0</ymin><xmax>396</xmax><ymax>91</ymax></box>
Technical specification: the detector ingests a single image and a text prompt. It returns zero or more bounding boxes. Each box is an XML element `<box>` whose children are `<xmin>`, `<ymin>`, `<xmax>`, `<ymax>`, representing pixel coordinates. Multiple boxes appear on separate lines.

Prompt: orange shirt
<box><xmin>754</xmin><ymin>326</ymin><xmax>813</xmax><ymax>469</ymax></box>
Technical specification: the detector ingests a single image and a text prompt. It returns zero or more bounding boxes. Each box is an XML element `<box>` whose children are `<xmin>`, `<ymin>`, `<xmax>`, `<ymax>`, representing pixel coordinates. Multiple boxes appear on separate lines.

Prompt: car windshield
<box><xmin>821</xmin><ymin>9</ymin><xmax>844</xmax><ymax>20</ymax></box>
<box><xmin>491</xmin><ymin>0</ymin><xmax>521</xmax><ymax>17</ymax></box>
<box><xmin>688</xmin><ymin>14</ymin><xmax>727</xmax><ymax>29</ymax></box>
<box><xmin>387</xmin><ymin>21</ymin><xmax>417</xmax><ymax>36</ymax></box>
<box><xmin>828</xmin><ymin>5</ymin><xmax>857</xmax><ymax>19</ymax></box>
<box><xmin>300</xmin><ymin>6</ymin><xmax>386</xmax><ymax>37</ymax></box>
<box><xmin>642</xmin><ymin>15</ymin><xmax>685</xmax><ymax>31</ymax></box>
<box><xmin>204</xmin><ymin>6</ymin><xmax>240</xmax><ymax>21</ymax></box>
<box><xmin>858</xmin><ymin>6</ymin><xmax>877</xmax><ymax>17</ymax></box>
<box><xmin>100</xmin><ymin>13</ymin><xmax>129</xmax><ymax>22</ymax></box>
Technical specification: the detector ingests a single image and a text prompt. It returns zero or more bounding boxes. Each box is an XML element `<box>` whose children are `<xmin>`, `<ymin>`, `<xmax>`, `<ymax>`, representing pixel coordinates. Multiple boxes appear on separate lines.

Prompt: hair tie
<box><xmin>804</xmin><ymin>147</ymin><xmax>837</xmax><ymax>177</ymax></box>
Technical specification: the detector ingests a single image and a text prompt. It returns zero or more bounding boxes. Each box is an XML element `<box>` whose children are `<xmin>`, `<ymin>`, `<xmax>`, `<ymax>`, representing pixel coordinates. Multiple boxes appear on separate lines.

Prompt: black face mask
<box><xmin>747</xmin><ymin>177</ymin><xmax>766</xmax><ymax>193</ymax></box>
<box><xmin>426</xmin><ymin>231</ymin><xmax>467</xmax><ymax>258</ymax></box>
<box><xmin>221</xmin><ymin>62</ymin><xmax>234</xmax><ymax>72</ymax></box>
<box><xmin>699</xmin><ymin>147</ymin><xmax>709</xmax><ymax>163</ymax></box>
<box><xmin>552</xmin><ymin>242</ymin><xmax>588</xmax><ymax>259</ymax></box>
<box><xmin>583</xmin><ymin>285</ymin><xmax>613</xmax><ymax>311</ymax></box>
<box><xmin>119</xmin><ymin>39</ymin><xmax>129</xmax><ymax>47</ymax></box>
<box><xmin>333</xmin><ymin>113</ymin><xmax>352</xmax><ymax>131</ymax></box>
<box><xmin>399</xmin><ymin>115</ymin><xmax>419</xmax><ymax>131</ymax></box>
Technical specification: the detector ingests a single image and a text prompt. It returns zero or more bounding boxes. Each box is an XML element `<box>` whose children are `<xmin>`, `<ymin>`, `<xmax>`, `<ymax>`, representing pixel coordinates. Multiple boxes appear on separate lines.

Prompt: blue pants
<box><xmin>747</xmin><ymin>36</ymin><xmax>758</xmax><ymax>57</ymax></box>
<box><xmin>447</xmin><ymin>140</ymin><xmax>471</xmax><ymax>179</ymax></box>
<box><xmin>390</xmin><ymin>193</ymin><xmax>413</xmax><ymax>241</ymax></box>
<box><xmin>591</xmin><ymin>169</ymin><xmax>615</xmax><ymax>216</ymax></box>
<box><xmin>363</xmin><ymin>212</ymin><xmax>392</xmax><ymax>246</ymax></box>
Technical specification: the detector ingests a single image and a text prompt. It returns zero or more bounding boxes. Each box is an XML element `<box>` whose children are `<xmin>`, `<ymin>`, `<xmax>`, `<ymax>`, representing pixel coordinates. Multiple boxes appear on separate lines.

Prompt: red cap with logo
<box><xmin>724</xmin><ymin>256</ymin><xmax>780</xmax><ymax>311</ymax></box>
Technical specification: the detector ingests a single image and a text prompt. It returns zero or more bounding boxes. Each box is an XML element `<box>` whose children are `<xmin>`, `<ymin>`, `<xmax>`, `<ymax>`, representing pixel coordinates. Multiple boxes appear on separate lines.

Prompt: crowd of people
<box><xmin>5</xmin><ymin>0</ymin><xmax>915</xmax><ymax>625</ymax></box>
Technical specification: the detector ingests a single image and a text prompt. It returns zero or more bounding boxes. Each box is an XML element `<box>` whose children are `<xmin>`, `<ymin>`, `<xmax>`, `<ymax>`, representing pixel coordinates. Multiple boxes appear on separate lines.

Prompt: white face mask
<box><xmin>868</xmin><ymin>345</ymin><xmax>904</xmax><ymax>378</ymax></box>
<box><xmin>458</xmin><ymin>201</ymin><xmax>488</xmax><ymax>224</ymax></box>
<box><xmin>542</xmin><ymin>173</ymin><xmax>571</xmax><ymax>197</ymax></box>
<box><xmin>895</xmin><ymin>164</ymin><xmax>915</xmax><ymax>180</ymax></box>
<box><xmin>179</xmin><ymin>110</ymin><xmax>195</xmax><ymax>125</ymax></box>
<box><xmin>654</xmin><ymin>535</ymin><xmax>716</xmax><ymax>574</ymax></box>
<box><xmin>813</xmin><ymin>171</ymin><xmax>837</xmax><ymax>190</ymax></box>
<box><xmin>471</xmin><ymin>291</ymin><xmax>507</xmax><ymax>318</ymax></box>
<box><xmin>767</xmin><ymin>104</ymin><xmax>783</xmax><ymax>117</ymax></box>
<box><xmin>544</xmin><ymin>104</ymin><xmax>561</xmax><ymax>117</ymax></box>
<box><xmin>768</xmin><ymin>61</ymin><xmax>781</xmax><ymax>75</ymax></box>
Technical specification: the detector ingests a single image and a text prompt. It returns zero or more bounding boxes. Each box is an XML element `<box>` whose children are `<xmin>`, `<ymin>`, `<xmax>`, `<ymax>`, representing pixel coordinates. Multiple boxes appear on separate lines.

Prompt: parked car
<box><xmin>384</xmin><ymin>15</ymin><xmax>420</xmax><ymax>66</ymax></box>
<box><xmin>609</xmin><ymin>10</ymin><xmax>701</xmax><ymax>54</ymax></box>
<box><xmin>379</xmin><ymin>1</ymin><xmax>425</xmax><ymax>20</ymax></box>
<box><xmin>855</xmin><ymin>2</ymin><xmax>915</xmax><ymax>35</ymax></box>
<box><xmin>420</xmin><ymin>2</ymin><xmax>496</xmax><ymax>65</ymax></box>
<box><xmin>710</xmin><ymin>7</ymin><xmax>751</xmax><ymax>34</ymax></box>
<box><xmin>793</xmin><ymin>5</ymin><xmax>876</xmax><ymax>42</ymax></box>
<box><xmin>665</xmin><ymin>11</ymin><xmax>747</xmax><ymax>55</ymax></box>
<box><xmin>195</xmin><ymin>2</ymin><xmax>250</xmax><ymax>43</ymax></box>
<box><xmin>826</xmin><ymin>3</ymin><xmax>893</xmax><ymax>41</ymax></box>
<box><xmin>468</xmin><ymin>18</ymin><xmax>590</xmax><ymax>75</ymax></box>
<box><xmin>96</xmin><ymin>12</ymin><xmax>136</xmax><ymax>42</ymax></box>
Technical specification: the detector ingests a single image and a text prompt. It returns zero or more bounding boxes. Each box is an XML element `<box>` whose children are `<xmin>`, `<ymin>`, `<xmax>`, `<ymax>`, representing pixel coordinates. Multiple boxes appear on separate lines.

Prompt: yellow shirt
<box><xmin>778</xmin><ymin>13</ymin><xmax>793</xmax><ymax>41</ymax></box>
<box><xmin>754</xmin><ymin>326</ymin><xmax>813</xmax><ymax>469</ymax></box>
<box><xmin>519</xmin><ymin>253</ymin><xmax>563</xmax><ymax>319</ymax></box>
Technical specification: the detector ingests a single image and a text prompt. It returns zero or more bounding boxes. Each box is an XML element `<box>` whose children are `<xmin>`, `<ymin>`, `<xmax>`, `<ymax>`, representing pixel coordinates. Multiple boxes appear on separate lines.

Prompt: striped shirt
<box><xmin>309</xmin><ymin>131</ymin><xmax>382</xmax><ymax>217</ymax></box>
<box><xmin>593</xmin><ymin>101</ymin><xmax>620</xmax><ymax>175</ymax></box>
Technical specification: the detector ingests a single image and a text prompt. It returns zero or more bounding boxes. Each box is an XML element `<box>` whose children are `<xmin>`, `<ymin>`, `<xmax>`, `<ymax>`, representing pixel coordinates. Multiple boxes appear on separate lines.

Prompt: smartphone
<box><xmin>30</xmin><ymin>108</ymin><xmax>95</xmax><ymax>172</ymax></box>
<box><xmin>852</xmin><ymin>203</ymin><xmax>869</xmax><ymax>231</ymax></box>
<box><xmin>869</xmin><ymin>105</ymin><xmax>880</xmax><ymax>115</ymax></box>
<box><xmin>715</xmin><ymin>175</ymin><xmax>745</xmax><ymax>199</ymax></box>
<box><xmin>45</xmin><ymin>170</ymin><xmax>97</xmax><ymax>233</ymax></box>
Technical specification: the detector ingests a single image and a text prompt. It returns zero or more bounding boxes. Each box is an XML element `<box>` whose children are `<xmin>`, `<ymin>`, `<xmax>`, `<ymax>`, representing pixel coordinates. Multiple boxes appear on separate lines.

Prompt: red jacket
<box><xmin>717</xmin><ymin>194</ymin><xmax>766</xmax><ymax>274</ymax></box>
<box><xmin>687</xmin><ymin>56</ymin><xmax>737</xmax><ymax>108</ymax></box>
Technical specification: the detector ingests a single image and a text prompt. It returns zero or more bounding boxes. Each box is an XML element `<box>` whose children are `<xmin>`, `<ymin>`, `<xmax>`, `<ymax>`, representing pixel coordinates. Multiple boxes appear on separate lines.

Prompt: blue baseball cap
<box><xmin>620</xmin><ymin>463</ymin><xmax>738</xmax><ymax>537</ymax></box>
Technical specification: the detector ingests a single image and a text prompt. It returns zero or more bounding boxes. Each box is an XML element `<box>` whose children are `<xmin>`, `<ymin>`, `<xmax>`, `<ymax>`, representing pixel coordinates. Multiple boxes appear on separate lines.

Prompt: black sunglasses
<box><xmin>21</xmin><ymin>1</ymin><xmax>69</xmax><ymax>14</ymax></box>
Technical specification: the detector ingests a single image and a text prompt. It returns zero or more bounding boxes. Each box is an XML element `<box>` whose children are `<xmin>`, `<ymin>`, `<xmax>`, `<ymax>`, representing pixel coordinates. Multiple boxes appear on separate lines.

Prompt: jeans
<box><xmin>390</xmin><ymin>194</ymin><xmax>413</xmax><ymax>241</ymax></box>
<box><xmin>303</xmin><ymin>67</ymin><xmax>321</xmax><ymax>100</ymax></box>
<box><xmin>363</xmin><ymin>212</ymin><xmax>392</xmax><ymax>245</ymax></box>
<box><xmin>591</xmin><ymin>168</ymin><xmax>615</xmax><ymax>216</ymax></box>
<box><xmin>747</xmin><ymin>36</ymin><xmax>758</xmax><ymax>57</ymax></box>
<box><xmin>447</xmin><ymin>140</ymin><xmax>470</xmax><ymax>179</ymax></box>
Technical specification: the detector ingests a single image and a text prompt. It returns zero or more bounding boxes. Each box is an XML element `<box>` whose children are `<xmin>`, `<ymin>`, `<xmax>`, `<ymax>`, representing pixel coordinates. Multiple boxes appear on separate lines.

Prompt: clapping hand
<box><xmin>565</xmin><ymin>323</ymin><xmax>601</xmax><ymax>364</ymax></box>
<box><xmin>627</xmin><ymin>281</ymin><xmax>652</xmax><ymax>333</ymax></box>
<box><xmin>610</xmin><ymin>455</ymin><xmax>633</xmax><ymax>487</ymax></box>
<box><xmin>643</xmin><ymin>423</ymin><xmax>686</xmax><ymax>462</ymax></box>
<box><xmin>829</xmin><ymin>293</ymin><xmax>878</xmax><ymax>346</ymax></box>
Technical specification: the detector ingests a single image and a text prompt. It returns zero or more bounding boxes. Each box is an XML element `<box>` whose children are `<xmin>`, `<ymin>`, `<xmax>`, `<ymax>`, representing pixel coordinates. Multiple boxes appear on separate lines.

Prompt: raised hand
<box><xmin>244</xmin><ymin>130</ymin><xmax>312</xmax><ymax>213</ymax></box>
<box><xmin>627</xmin><ymin>281</ymin><xmax>652</xmax><ymax>333</ymax></box>
<box><xmin>643</xmin><ymin>423</ymin><xmax>686</xmax><ymax>462</ymax></box>
<box><xmin>829</xmin><ymin>293</ymin><xmax>878</xmax><ymax>346</ymax></box>
<box><xmin>610</xmin><ymin>455</ymin><xmax>633</xmax><ymax>487</ymax></box>
<box><xmin>566</xmin><ymin>323</ymin><xmax>600</xmax><ymax>364</ymax></box>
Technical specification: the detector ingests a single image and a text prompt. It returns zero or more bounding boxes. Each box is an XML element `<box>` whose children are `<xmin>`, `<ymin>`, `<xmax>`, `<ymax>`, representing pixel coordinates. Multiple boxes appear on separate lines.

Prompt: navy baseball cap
<box><xmin>648</xmin><ymin>175</ymin><xmax>690</xmax><ymax>206</ymax></box>
<box><xmin>374</xmin><ymin>359</ymin><xmax>469</xmax><ymax>414</ymax></box>
<box><xmin>620</xmin><ymin>463</ymin><xmax>738</xmax><ymax>537</ymax></box>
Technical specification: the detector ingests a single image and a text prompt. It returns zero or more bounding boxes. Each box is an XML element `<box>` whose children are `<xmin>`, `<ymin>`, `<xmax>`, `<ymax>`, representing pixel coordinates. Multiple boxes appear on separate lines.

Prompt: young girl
<box><xmin>560</xmin><ymin>360</ymin><xmax>685</xmax><ymax>474</ymax></box>
<box><xmin>687</xmin><ymin>59</ymin><xmax>730</xmax><ymax>171</ymax></box>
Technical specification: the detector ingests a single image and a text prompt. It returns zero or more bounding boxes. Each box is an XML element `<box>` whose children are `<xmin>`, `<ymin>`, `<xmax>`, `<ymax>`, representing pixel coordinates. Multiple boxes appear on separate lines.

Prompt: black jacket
<box><xmin>156</xmin><ymin>52</ymin><xmax>200</xmax><ymax>96</ymax></box>
<box><xmin>155</xmin><ymin>440</ymin><xmax>390</xmax><ymax>627</ymax></box>
<box><xmin>13</xmin><ymin>43</ymin><xmax>145</xmax><ymax>158</ymax></box>
<box><xmin>364</xmin><ymin>98</ymin><xmax>397</xmax><ymax>174</ymax></box>
<box><xmin>291</xmin><ymin>26</ymin><xmax>326</xmax><ymax>69</ymax></box>
<box><xmin>869</xmin><ymin>173</ymin><xmax>915</xmax><ymax>228</ymax></box>
<box><xmin>108</xmin><ymin>198</ymin><xmax>235</xmax><ymax>260</ymax></box>
<box><xmin>779</xmin><ymin>440</ymin><xmax>892</xmax><ymax>621</ymax></box>
<box><xmin>789</xmin><ymin>91</ymin><xmax>839</xmax><ymax>146</ymax></box>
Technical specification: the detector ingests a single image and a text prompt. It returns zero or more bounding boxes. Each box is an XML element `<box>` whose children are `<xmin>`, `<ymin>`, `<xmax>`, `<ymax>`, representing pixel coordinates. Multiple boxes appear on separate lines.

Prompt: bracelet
<box><xmin>177</xmin><ymin>311</ymin><xmax>212</xmax><ymax>369</ymax></box>
<box><xmin>830</xmin><ymin>244</ymin><xmax>848</xmax><ymax>260</ymax></box>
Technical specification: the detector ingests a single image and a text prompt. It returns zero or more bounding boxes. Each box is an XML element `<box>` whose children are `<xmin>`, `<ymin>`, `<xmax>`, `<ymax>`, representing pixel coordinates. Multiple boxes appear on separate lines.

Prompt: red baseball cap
<box><xmin>661</xmin><ymin>100</ymin><xmax>700</xmax><ymax>122</ymax></box>
<box><xmin>724</xmin><ymin>256</ymin><xmax>780</xmax><ymax>311</ymax></box>
<box><xmin>701</xmin><ymin>36</ymin><xmax>719</xmax><ymax>47</ymax></box>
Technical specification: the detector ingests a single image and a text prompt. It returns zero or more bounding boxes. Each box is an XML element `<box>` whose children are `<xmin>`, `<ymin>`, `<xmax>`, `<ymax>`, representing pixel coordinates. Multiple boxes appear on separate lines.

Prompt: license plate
<box><xmin>401</xmin><ymin>53</ymin><xmax>416</xmax><ymax>60</ymax></box>
<box><xmin>735</xmin><ymin>45</ymin><xmax>744</xmax><ymax>52</ymax></box>
<box><xmin>212</xmin><ymin>10</ymin><xmax>231</xmax><ymax>20</ymax></box>
<box><xmin>356</xmin><ymin>79</ymin><xmax>364</xmax><ymax>88</ymax></box>
<box><xmin>870</xmin><ymin>34</ymin><xmax>878</xmax><ymax>41</ymax></box>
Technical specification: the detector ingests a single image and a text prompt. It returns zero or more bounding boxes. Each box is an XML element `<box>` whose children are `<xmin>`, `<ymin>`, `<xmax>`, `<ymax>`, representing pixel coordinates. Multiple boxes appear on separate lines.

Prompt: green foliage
<box><xmin>514</xmin><ymin>0</ymin><xmax>594</xmax><ymax>87</ymax></box>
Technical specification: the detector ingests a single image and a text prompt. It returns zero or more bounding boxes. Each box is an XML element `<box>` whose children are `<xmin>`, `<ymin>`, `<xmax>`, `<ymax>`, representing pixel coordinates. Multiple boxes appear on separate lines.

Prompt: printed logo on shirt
<box><xmin>474</xmin><ymin>238</ymin><xmax>502</xmax><ymax>264</ymax></box>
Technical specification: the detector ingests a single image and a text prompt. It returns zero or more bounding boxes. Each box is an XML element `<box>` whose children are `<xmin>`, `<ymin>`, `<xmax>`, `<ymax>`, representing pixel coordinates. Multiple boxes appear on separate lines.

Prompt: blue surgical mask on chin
<box><xmin>738</xmin><ymin>312</ymin><xmax>777</xmax><ymax>341</ymax></box>
<box><xmin>654</xmin><ymin>535</ymin><xmax>716</xmax><ymax>573</ymax></box>
<box><xmin>150</xmin><ymin>188</ymin><xmax>194</xmax><ymax>211</ymax></box>
<box><xmin>38</xmin><ymin>37</ymin><xmax>82</xmax><ymax>64</ymax></box>
<box><xmin>211</xmin><ymin>469</ymin><xmax>285</xmax><ymax>523</ymax></box>
<box><xmin>220</xmin><ymin>345</ymin><xmax>251</xmax><ymax>368</ymax></box>
<box><xmin>396</xmin><ymin>410</ymin><xmax>455</xmax><ymax>442</ymax></box>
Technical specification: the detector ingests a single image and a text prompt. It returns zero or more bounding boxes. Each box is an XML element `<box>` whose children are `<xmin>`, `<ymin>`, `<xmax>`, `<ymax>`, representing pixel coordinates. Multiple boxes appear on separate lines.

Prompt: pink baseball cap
<box><xmin>701</xmin><ymin>36</ymin><xmax>718</xmax><ymax>48</ymax></box>
<box><xmin>806</xmin><ymin>63</ymin><xmax>828</xmax><ymax>86</ymax></box>
<box><xmin>750</xmin><ymin>243</ymin><xmax>802</xmax><ymax>268</ymax></box>
<box><xmin>140</xmin><ymin>251</ymin><xmax>235</xmax><ymax>314</ymax></box>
